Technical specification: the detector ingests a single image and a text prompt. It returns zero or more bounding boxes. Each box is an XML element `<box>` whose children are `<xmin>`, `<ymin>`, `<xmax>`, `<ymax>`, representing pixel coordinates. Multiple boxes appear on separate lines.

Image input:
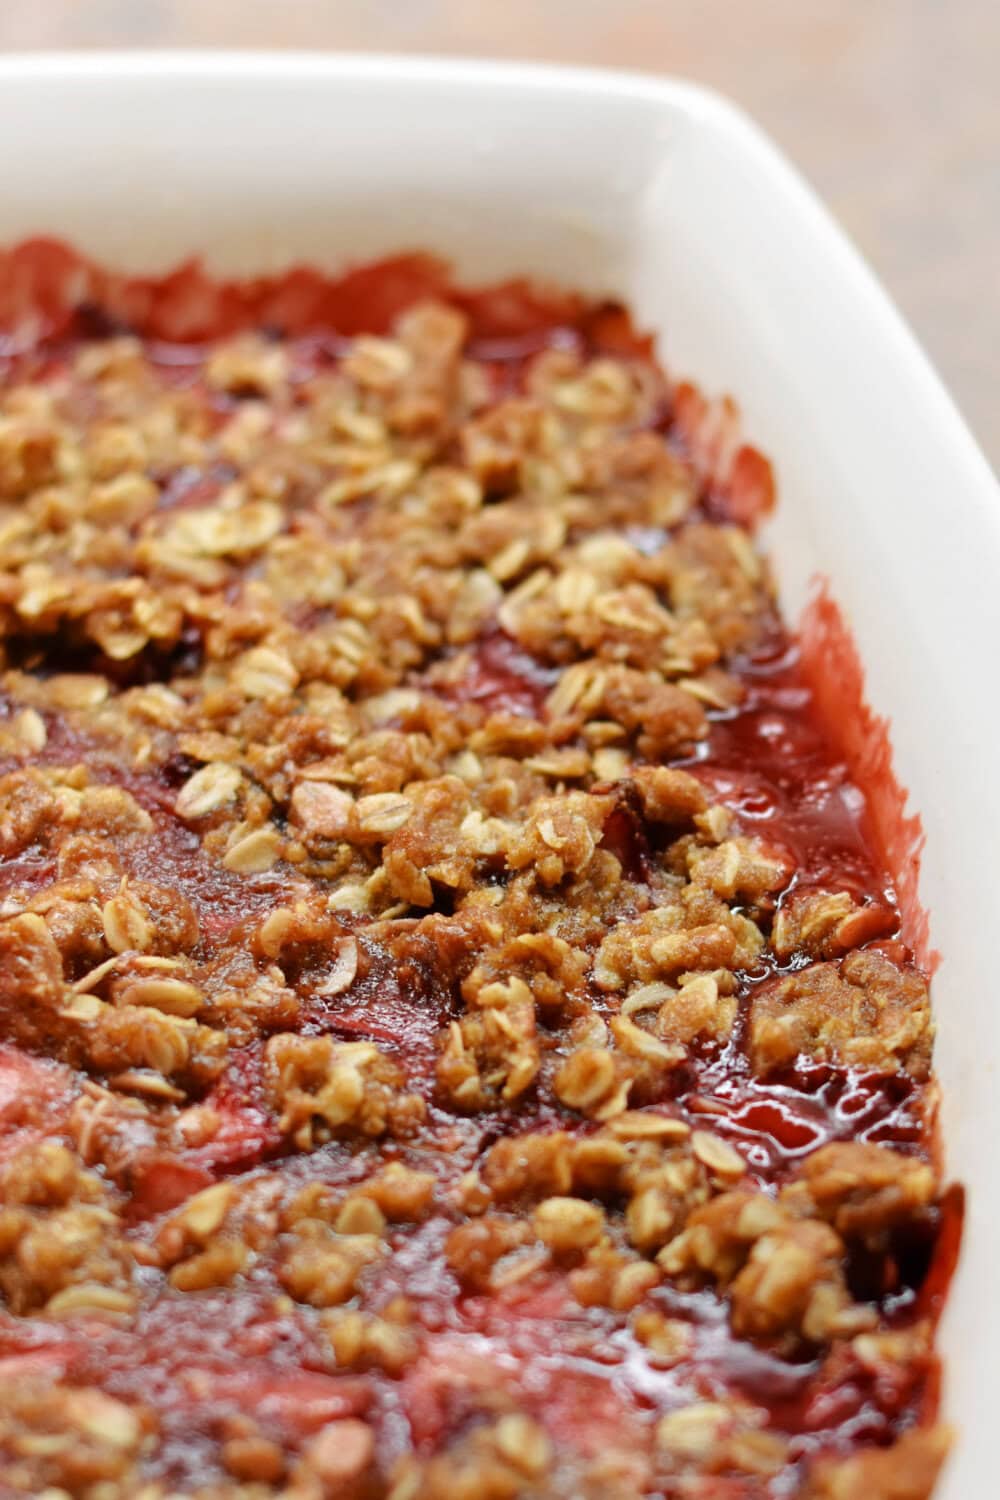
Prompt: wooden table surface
<box><xmin>1</xmin><ymin>1</ymin><xmax>996</xmax><ymax>470</ymax></box>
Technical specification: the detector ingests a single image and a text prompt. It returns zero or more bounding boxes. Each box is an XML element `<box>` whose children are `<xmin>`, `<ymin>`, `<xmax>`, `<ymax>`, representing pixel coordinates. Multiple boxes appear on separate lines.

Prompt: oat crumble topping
<box><xmin>0</xmin><ymin>253</ymin><xmax>951</xmax><ymax>1499</ymax></box>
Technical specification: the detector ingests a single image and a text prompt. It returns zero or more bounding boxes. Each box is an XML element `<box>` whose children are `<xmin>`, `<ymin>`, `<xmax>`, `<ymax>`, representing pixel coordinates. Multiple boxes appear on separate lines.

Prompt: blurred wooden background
<box><xmin>0</xmin><ymin>1</ymin><xmax>995</xmax><ymax>468</ymax></box>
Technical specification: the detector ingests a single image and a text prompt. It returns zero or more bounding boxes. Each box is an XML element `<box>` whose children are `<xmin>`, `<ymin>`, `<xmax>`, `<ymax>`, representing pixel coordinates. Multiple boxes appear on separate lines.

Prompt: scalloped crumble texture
<box><xmin>0</xmin><ymin>256</ymin><xmax>951</xmax><ymax>1500</ymax></box>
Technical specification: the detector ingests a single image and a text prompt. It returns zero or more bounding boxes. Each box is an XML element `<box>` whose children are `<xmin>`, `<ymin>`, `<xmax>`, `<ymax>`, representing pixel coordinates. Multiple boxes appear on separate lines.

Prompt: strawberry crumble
<box><xmin>0</xmin><ymin>246</ymin><xmax>953</xmax><ymax>1500</ymax></box>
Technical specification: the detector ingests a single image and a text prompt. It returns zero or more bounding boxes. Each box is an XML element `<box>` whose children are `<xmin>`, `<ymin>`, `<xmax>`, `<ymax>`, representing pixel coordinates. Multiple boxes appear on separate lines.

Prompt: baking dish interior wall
<box><xmin>0</xmin><ymin>57</ymin><xmax>995</xmax><ymax>1498</ymax></box>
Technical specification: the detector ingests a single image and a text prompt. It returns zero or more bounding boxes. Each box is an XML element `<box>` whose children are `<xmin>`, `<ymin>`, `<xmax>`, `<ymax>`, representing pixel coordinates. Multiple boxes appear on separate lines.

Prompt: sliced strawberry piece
<box><xmin>128</xmin><ymin>1156</ymin><xmax>217</xmax><ymax>1219</ymax></box>
<box><xmin>0</xmin><ymin>1045</ymin><xmax>75</xmax><ymax>1161</ymax></box>
<box><xmin>204</xmin><ymin>1368</ymin><xmax>372</xmax><ymax>1437</ymax></box>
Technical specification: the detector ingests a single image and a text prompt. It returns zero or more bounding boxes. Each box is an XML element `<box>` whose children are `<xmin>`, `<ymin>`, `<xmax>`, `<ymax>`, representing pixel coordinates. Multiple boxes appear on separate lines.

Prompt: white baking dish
<box><xmin>0</xmin><ymin>52</ymin><xmax>994</xmax><ymax>1495</ymax></box>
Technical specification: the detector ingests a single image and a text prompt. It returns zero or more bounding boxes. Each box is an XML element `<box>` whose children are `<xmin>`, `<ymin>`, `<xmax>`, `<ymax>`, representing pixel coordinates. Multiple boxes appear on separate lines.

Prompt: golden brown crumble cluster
<box><xmin>0</xmin><ymin>302</ymin><xmax>947</xmax><ymax>1499</ymax></box>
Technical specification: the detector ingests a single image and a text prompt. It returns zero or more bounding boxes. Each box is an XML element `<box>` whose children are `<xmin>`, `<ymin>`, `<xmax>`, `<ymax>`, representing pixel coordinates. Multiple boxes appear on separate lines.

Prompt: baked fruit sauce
<box><xmin>0</xmin><ymin>242</ymin><xmax>956</xmax><ymax>1499</ymax></box>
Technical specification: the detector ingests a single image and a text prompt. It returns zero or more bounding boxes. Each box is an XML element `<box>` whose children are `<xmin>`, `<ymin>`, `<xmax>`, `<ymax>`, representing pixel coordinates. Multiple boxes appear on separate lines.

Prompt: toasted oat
<box><xmin>176</xmin><ymin>762</ymin><xmax>243</xmax><ymax>820</ymax></box>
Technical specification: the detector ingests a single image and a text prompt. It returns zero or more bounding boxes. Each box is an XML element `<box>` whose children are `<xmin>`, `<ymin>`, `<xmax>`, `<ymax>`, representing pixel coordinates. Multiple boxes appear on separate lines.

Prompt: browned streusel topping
<box><xmin>0</xmin><ymin>279</ymin><xmax>948</xmax><ymax>1500</ymax></box>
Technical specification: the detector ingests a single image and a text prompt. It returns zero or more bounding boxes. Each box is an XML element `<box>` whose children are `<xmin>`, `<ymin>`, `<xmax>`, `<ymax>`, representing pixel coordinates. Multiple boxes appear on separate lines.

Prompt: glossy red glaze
<box><xmin>799</xmin><ymin>583</ymin><xmax>934</xmax><ymax>972</ymax></box>
<box><xmin>436</xmin><ymin>628</ymin><xmax>557</xmax><ymax>719</ymax></box>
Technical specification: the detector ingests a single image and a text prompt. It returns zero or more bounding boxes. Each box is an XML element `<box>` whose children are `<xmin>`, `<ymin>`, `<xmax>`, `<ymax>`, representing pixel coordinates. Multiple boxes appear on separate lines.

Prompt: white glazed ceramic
<box><xmin>0</xmin><ymin>52</ymin><xmax>994</xmax><ymax>1496</ymax></box>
